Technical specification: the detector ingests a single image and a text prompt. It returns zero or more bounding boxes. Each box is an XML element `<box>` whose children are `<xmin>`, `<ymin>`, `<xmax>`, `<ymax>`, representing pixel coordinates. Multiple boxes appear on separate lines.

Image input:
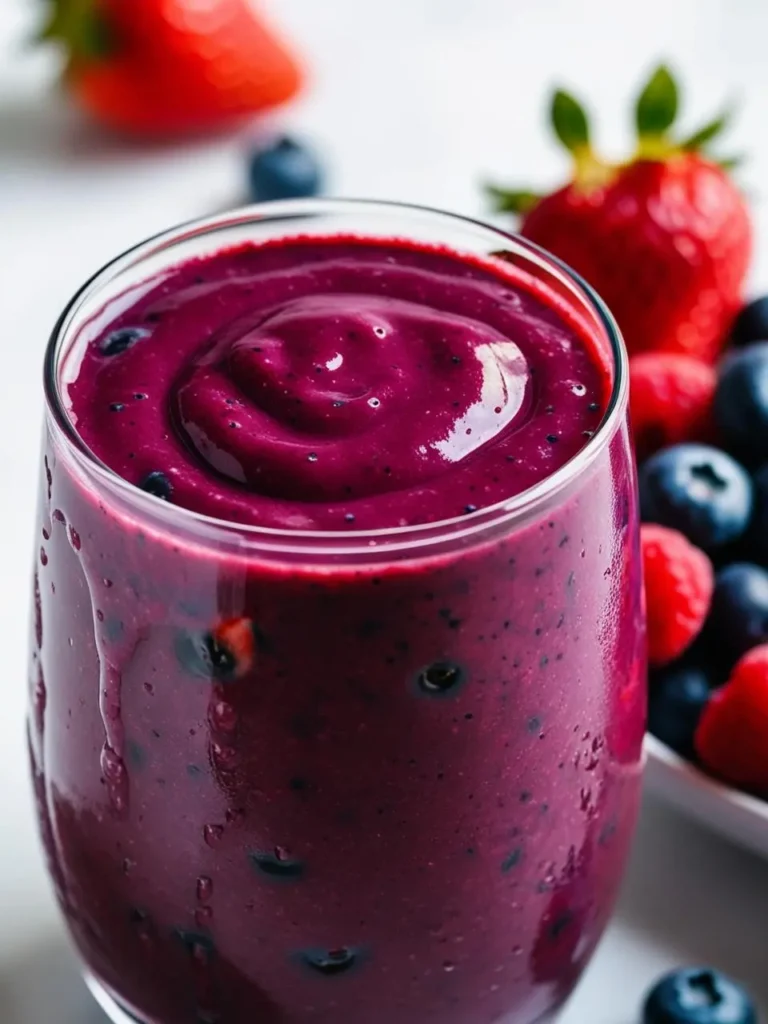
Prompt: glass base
<box><xmin>85</xmin><ymin>975</ymin><xmax>145</xmax><ymax>1024</ymax></box>
<box><xmin>85</xmin><ymin>971</ymin><xmax>563</xmax><ymax>1024</ymax></box>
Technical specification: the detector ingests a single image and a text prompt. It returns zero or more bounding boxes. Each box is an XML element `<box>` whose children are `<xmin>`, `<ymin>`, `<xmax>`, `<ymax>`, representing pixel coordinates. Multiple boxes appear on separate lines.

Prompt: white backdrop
<box><xmin>1</xmin><ymin>1</ymin><xmax>768</xmax><ymax>1021</ymax></box>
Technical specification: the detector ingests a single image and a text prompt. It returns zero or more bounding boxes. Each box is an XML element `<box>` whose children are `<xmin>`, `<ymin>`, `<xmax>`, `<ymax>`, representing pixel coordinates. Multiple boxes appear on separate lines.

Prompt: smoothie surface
<box><xmin>66</xmin><ymin>237</ymin><xmax>609</xmax><ymax>531</ymax></box>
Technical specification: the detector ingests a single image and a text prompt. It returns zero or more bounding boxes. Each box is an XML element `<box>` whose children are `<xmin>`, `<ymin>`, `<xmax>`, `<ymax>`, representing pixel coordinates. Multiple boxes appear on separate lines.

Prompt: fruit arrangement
<box><xmin>38</xmin><ymin>0</ymin><xmax>304</xmax><ymax>137</ymax></box>
<box><xmin>487</xmin><ymin>66</ymin><xmax>768</xmax><ymax>803</ymax></box>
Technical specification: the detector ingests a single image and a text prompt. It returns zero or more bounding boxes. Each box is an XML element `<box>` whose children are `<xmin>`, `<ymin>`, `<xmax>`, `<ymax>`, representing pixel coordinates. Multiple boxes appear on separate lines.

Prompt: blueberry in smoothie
<box><xmin>30</xmin><ymin>203</ymin><xmax>645</xmax><ymax>1024</ymax></box>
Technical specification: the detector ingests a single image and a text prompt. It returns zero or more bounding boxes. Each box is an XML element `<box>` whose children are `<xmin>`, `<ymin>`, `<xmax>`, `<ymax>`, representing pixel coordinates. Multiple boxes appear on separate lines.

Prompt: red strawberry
<box><xmin>39</xmin><ymin>0</ymin><xmax>304</xmax><ymax>137</ymax></box>
<box><xmin>629</xmin><ymin>352</ymin><xmax>717</xmax><ymax>461</ymax></box>
<box><xmin>641</xmin><ymin>524</ymin><xmax>713</xmax><ymax>667</ymax></box>
<box><xmin>695</xmin><ymin>645</ymin><xmax>768</xmax><ymax>793</ymax></box>
<box><xmin>487</xmin><ymin>66</ymin><xmax>751</xmax><ymax>363</ymax></box>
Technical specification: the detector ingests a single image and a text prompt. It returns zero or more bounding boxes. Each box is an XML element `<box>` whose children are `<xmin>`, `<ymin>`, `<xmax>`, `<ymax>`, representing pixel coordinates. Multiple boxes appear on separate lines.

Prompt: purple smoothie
<box><xmin>30</xmin><ymin>229</ymin><xmax>645</xmax><ymax>1024</ymax></box>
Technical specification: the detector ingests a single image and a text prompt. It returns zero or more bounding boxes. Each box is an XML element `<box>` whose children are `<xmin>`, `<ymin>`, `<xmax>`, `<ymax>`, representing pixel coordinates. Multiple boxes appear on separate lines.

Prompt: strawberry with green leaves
<box><xmin>487</xmin><ymin>66</ymin><xmax>752</xmax><ymax>363</ymax></box>
<box><xmin>39</xmin><ymin>0</ymin><xmax>304</xmax><ymax>138</ymax></box>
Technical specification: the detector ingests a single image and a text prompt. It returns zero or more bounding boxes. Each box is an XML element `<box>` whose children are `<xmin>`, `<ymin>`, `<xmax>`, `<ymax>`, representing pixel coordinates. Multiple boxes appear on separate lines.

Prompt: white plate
<box><xmin>644</xmin><ymin>734</ymin><xmax>768</xmax><ymax>858</ymax></box>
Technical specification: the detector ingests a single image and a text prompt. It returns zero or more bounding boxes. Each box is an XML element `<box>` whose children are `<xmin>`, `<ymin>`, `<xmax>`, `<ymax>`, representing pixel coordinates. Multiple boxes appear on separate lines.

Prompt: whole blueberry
<box><xmin>731</xmin><ymin>295</ymin><xmax>768</xmax><ymax>348</ymax></box>
<box><xmin>100</xmin><ymin>327</ymin><xmax>149</xmax><ymax>357</ymax></box>
<box><xmin>642</xmin><ymin>967</ymin><xmax>756</xmax><ymax>1024</ymax></box>
<box><xmin>715</xmin><ymin>343</ymin><xmax>768</xmax><ymax>464</ymax></box>
<box><xmin>708</xmin><ymin>562</ymin><xmax>768</xmax><ymax>660</ymax></box>
<box><xmin>139</xmin><ymin>470</ymin><xmax>173</xmax><ymax>502</ymax></box>
<box><xmin>247</xmin><ymin>136</ymin><xmax>323</xmax><ymax>203</ymax></box>
<box><xmin>748</xmin><ymin>463</ymin><xmax>768</xmax><ymax>564</ymax></box>
<box><xmin>648</xmin><ymin>664</ymin><xmax>713</xmax><ymax>761</ymax></box>
<box><xmin>639</xmin><ymin>444</ymin><xmax>753</xmax><ymax>549</ymax></box>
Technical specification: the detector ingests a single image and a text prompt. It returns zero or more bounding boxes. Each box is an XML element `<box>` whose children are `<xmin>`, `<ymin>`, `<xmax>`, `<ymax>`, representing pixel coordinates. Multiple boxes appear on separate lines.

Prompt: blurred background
<box><xmin>3</xmin><ymin>1</ymin><xmax>768</xmax><ymax>1021</ymax></box>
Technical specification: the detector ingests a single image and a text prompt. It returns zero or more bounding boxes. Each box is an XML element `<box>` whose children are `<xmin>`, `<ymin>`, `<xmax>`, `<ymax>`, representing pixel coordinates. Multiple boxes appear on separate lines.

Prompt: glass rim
<box><xmin>44</xmin><ymin>197</ymin><xmax>629</xmax><ymax>559</ymax></box>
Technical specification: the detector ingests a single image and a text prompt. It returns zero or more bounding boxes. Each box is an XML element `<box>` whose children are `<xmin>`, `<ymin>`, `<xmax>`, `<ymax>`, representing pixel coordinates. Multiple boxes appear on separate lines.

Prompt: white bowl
<box><xmin>644</xmin><ymin>734</ymin><xmax>768</xmax><ymax>858</ymax></box>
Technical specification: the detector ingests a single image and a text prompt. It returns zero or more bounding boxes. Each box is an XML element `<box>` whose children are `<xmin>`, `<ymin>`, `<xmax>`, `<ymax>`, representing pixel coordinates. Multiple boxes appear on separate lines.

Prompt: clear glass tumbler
<box><xmin>29</xmin><ymin>200</ymin><xmax>646</xmax><ymax>1024</ymax></box>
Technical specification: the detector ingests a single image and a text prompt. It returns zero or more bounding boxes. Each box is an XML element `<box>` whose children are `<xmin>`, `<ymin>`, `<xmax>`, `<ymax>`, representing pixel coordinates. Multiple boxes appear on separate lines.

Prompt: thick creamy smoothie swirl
<box><xmin>175</xmin><ymin>293</ymin><xmax>530</xmax><ymax>501</ymax></box>
<box><xmin>67</xmin><ymin>238</ymin><xmax>609</xmax><ymax>530</ymax></box>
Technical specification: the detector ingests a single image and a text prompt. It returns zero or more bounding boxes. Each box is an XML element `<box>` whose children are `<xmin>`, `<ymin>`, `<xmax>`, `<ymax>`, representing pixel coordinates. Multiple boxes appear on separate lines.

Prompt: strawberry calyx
<box><xmin>37</xmin><ymin>0</ymin><xmax>114</xmax><ymax>72</ymax></box>
<box><xmin>486</xmin><ymin>63</ymin><xmax>742</xmax><ymax>215</ymax></box>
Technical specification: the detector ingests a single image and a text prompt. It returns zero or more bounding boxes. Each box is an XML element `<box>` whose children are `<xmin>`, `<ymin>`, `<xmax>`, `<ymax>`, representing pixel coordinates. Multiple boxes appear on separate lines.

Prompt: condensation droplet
<box><xmin>197</xmin><ymin>876</ymin><xmax>213</xmax><ymax>902</ymax></box>
<box><xmin>203</xmin><ymin>824</ymin><xmax>224</xmax><ymax>848</ymax></box>
<box><xmin>209</xmin><ymin>700</ymin><xmax>237</xmax><ymax>732</ymax></box>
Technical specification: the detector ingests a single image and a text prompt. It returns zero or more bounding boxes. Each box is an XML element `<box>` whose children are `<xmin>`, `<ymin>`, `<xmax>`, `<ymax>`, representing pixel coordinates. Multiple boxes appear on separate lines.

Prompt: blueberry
<box><xmin>708</xmin><ymin>563</ymin><xmax>768</xmax><ymax>660</ymax></box>
<box><xmin>100</xmin><ymin>327</ymin><xmax>149</xmax><ymax>356</ymax></box>
<box><xmin>731</xmin><ymin>295</ymin><xmax>768</xmax><ymax>348</ymax></box>
<box><xmin>247</xmin><ymin>136</ymin><xmax>323</xmax><ymax>203</ymax></box>
<box><xmin>747</xmin><ymin>463</ymin><xmax>768</xmax><ymax>564</ymax></box>
<box><xmin>139</xmin><ymin>471</ymin><xmax>173</xmax><ymax>502</ymax></box>
<box><xmin>642</xmin><ymin>967</ymin><xmax>756</xmax><ymax>1024</ymax></box>
<box><xmin>639</xmin><ymin>444</ymin><xmax>752</xmax><ymax>549</ymax></box>
<box><xmin>715</xmin><ymin>343</ymin><xmax>768</xmax><ymax>463</ymax></box>
<box><xmin>300</xmin><ymin>948</ymin><xmax>359</xmax><ymax>976</ymax></box>
<box><xmin>249</xmin><ymin>850</ymin><xmax>305</xmax><ymax>880</ymax></box>
<box><xmin>416</xmin><ymin>661</ymin><xmax>465</xmax><ymax>697</ymax></box>
<box><xmin>648</xmin><ymin>664</ymin><xmax>713</xmax><ymax>760</ymax></box>
<box><xmin>175</xmin><ymin>629</ymin><xmax>240</xmax><ymax>682</ymax></box>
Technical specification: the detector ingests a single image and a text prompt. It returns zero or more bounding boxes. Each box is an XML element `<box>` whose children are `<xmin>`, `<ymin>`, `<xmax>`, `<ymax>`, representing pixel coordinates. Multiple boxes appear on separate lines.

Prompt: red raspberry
<box><xmin>641</xmin><ymin>524</ymin><xmax>714</xmax><ymax>667</ymax></box>
<box><xmin>630</xmin><ymin>353</ymin><xmax>716</xmax><ymax>461</ymax></box>
<box><xmin>695</xmin><ymin>645</ymin><xmax>768</xmax><ymax>792</ymax></box>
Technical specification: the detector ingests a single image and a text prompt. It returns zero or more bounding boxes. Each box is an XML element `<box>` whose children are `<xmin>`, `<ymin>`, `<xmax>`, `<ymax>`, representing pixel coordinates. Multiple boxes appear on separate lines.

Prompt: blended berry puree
<box><xmin>30</xmin><ymin>235</ymin><xmax>646</xmax><ymax>1024</ymax></box>
<box><xmin>67</xmin><ymin>238</ymin><xmax>608</xmax><ymax>529</ymax></box>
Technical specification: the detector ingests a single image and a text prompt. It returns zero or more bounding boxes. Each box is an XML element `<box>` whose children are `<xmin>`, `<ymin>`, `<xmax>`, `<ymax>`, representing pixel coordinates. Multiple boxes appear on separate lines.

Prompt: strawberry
<box><xmin>641</xmin><ymin>523</ymin><xmax>714</xmax><ymax>667</ymax></box>
<box><xmin>486</xmin><ymin>66</ymin><xmax>751</xmax><ymax>363</ymax></box>
<box><xmin>695</xmin><ymin>644</ymin><xmax>768</xmax><ymax>793</ymax></box>
<box><xmin>38</xmin><ymin>0</ymin><xmax>304</xmax><ymax>137</ymax></box>
<box><xmin>629</xmin><ymin>352</ymin><xmax>716</xmax><ymax>461</ymax></box>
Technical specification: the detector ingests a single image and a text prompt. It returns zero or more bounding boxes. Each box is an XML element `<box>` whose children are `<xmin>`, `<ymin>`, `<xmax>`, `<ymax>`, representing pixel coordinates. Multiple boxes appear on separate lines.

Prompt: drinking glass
<box><xmin>29</xmin><ymin>200</ymin><xmax>645</xmax><ymax>1024</ymax></box>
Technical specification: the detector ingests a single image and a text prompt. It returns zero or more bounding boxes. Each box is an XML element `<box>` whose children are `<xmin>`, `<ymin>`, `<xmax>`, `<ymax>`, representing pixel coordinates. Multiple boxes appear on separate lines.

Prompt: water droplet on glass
<box><xmin>197</xmin><ymin>876</ymin><xmax>213</xmax><ymax>902</ymax></box>
<box><xmin>211</xmin><ymin>742</ymin><xmax>238</xmax><ymax>770</ymax></box>
<box><xmin>307</xmin><ymin>452</ymin><xmax>319</xmax><ymax>463</ymax></box>
<box><xmin>100</xmin><ymin>743</ymin><xmax>128</xmax><ymax>813</ymax></box>
<box><xmin>368</xmin><ymin>397</ymin><xmax>381</xmax><ymax>408</ymax></box>
<box><xmin>69</xmin><ymin>527</ymin><xmax>81</xmax><ymax>551</ymax></box>
<box><xmin>209</xmin><ymin>700</ymin><xmax>237</xmax><ymax>732</ymax></box>
<box><xmin>571</xmin><ymin>383</ymin><xmax>587</xmax><ymax>396</ymax></box>
<box><xmin>203</xmin><ymin>824</ymin><xmax>224</xmax><ymax>848</ymax></box>
<box><xmin>443</xmin><ymin>961</ymin><xmax>456</xmax><ymax>973</ymax></box>
<box><xmin>39</xmin><ymin>547</ymin><xmax>48</xmax><ymax>566</ymax></box>
<box><xmin>122</xmin><ymin>857</ymin><xmax>135</xmax><ymax>876</ymax></box>
<box><xmin>96</xmin><ymin>610</ymin><xmax>105</xmax><ymax>622</ymax></box>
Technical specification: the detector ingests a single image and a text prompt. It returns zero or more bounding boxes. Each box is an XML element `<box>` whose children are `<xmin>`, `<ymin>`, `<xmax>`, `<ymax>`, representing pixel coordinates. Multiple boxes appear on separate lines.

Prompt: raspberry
<box><xmin>630</xmin><ymin>353</ymin><xmax>716</xmax><ymax>462</ymax></box>
<box><xmin>641</xmin><ymin>524</ymin><xmax>714</xmax><ymax>667</ymax></box>
<box><xmin>695</xmin><ymin>645</ymin><xmax>768</xmax><ymax>793</ymax></box>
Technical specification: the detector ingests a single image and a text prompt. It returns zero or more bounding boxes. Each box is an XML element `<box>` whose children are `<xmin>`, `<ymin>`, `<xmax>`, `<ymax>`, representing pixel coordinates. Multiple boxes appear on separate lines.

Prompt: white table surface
<box><xmin>2</xmin><ymin>1</ymin><xmax>768</xmax><ymax>1021</ymax></box>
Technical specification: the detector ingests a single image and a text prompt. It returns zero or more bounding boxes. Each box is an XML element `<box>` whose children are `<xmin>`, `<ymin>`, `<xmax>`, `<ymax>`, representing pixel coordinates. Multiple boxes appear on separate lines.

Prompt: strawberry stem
<box><xmin>550</xmin><ymin>89</ymin><xmax>591</xmax><ymax>155</ymax></box>
<box><xmin>37</xmin><ymin>0</ymin><xmax>113</xmax><ymax>66</ymax></box>
<box><xmin>484</xmin><ymin>184</ymin><xmax>542</xmax><ymax>215</ymax></box>
<box><xmin>635</xmin><ymin>64</ymin><xmax>679</xmax><ymax>141</ymax></box>
<box><xmin>680</xmin><ymin>108</ymin><xmax>733</xmax><ymax>152</ymax></box>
